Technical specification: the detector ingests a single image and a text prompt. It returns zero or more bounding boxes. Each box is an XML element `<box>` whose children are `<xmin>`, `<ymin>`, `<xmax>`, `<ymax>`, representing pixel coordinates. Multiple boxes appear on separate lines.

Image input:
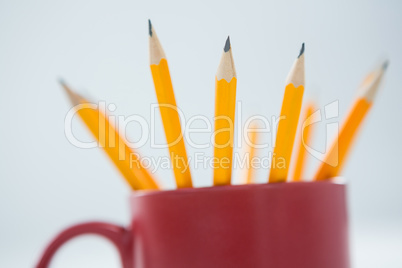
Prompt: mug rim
<box><xmin>131</xmin><ymin>179</ymin><xmax>346</xmax><ymax>198</ymax></box>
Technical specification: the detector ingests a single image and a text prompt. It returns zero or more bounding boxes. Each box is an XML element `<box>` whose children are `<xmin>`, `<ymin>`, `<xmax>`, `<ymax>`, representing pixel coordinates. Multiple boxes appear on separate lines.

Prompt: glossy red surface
<box><xmin>37</xmin><ymin>182</ymin><xmax>349</xmax><ymax>268</ymax></box>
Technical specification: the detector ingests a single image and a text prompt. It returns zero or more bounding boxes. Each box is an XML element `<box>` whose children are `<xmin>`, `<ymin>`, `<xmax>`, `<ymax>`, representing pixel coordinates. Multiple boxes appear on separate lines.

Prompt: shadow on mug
<box><xmin>37</xmin><ymin>181</ymin><xmax>349</xmax><ymax>268</ymax></box>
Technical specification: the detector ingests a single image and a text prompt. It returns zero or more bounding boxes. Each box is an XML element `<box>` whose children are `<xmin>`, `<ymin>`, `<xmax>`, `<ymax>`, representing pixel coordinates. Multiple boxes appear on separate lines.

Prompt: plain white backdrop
<box><xmin>0</xmin><ymin>0</ymin><xmax>401</xmax><ymax>267</ymax></box>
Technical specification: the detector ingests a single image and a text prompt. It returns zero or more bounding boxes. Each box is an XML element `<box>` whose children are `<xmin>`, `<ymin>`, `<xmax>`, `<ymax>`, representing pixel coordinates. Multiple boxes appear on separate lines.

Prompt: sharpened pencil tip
<box><xmin>382</xmin><ymin>60</ymin><xmax>389</xmax><ymax>71</ymax></box>
<box><xmin>148</xmin><ymin>19</ymin><xmax>152</xmax><ymax>37</ymax></box>
<box><xmin>298</xmin><ymin>43</ymin><xmax>305</xmax><ymax>58</ymax></box>
<box><xmin>224</xmin><ymin>36</ymin><xmax>231</xmax><ymax>52</ymax></box>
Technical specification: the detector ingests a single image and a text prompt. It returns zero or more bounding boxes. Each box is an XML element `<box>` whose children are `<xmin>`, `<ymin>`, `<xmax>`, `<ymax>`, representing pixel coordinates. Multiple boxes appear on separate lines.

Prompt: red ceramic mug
<box><xmin>36</xmin><ymin>181</ymin><xmax>349</xmax><ymax>268</ymax></box>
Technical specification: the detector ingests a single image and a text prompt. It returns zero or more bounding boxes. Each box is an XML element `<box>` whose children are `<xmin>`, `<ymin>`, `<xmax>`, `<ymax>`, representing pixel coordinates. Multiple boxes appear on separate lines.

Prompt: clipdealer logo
<box><xmin>64</xmin><ymin>100</ymin><xmax>339</xmax><ymax>171</ymax></box>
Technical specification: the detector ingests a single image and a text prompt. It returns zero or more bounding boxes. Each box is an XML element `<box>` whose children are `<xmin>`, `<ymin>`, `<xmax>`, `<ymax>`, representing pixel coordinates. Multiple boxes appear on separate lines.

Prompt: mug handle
<box><xmin>36</xmin><ymin>221</ymin><xmax>134</xmax><ymax>268</ymax></box>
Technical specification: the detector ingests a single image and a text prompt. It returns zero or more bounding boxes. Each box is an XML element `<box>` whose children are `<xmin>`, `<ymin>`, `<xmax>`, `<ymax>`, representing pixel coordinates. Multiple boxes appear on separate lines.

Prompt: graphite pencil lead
<box><xmin>59</xmin><ymin>79</ymin><xmax>81</xmax><ymax>106</ymax></box>
<box><xmin>382</xmin><ymin>60</ymin><xmax>389</xmax><ymax>71</ymax></box>
<box><xmin>298</xmin><ymin>43</ymin><xmax>305</xmax><ymax>58</ymax></box>
<box><xmin>224</xmin><ymin>36</ymin><xmax>231</xmax><ymax>52</ymax></box>
<box><xmin>148</xmin><ymin>19</ymin><xmax>153</xmax><ymax>37</ymax></box>
<box><xmin>58</xmin><ymin>78</ymin><xmax>66</xmax><ymax>87</ymax></box>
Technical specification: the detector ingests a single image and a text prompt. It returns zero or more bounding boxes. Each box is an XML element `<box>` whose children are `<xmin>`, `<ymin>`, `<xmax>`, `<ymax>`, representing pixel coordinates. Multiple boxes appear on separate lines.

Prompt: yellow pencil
<box><xmin>148</xmin><ymin>20</ymin><xmax>193</xmax><ymax>188</ymax></box>
<box><xmin>313</xmin><ymin>61</ymin><xmax>388</xmax><ymax>180</ymax></box>
<box><xmin>60</xmin><ymin>80</ymin><xmax>159</xmax><ymax>190</ymax></box>
<box><xmin>245</xmin><ymin>122</ymin><xmax>260</xmax><ymax>184</ymax></box>
<box><xmin>269</xmin><ymin>43</ymin><xmax>305</xmax><ymax>183</ymax></box>
<box><xmin>213</xmin><ymin>37</ymin><xmax>237</xmax><ymax>186</ymax></box>
<box><xmin>291</xmin><ymin>101</ymin><xmax>316</xmax><ymax>181</ymax></box>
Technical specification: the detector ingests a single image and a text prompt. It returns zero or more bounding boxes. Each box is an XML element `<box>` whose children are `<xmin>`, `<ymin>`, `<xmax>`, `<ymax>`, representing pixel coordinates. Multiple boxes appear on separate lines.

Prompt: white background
<box><xmin>1</xmin><ymin>0</ymin><xmax>401</xmax><ymax>267</ymax></box>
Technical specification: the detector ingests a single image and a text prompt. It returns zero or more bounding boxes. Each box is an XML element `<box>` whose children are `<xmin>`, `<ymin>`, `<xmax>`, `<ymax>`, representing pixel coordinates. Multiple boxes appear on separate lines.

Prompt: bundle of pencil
<box><xmin>59</xmin><ymin>20</ymin><xmax>388</xmax><ymax>190</ymax></box>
